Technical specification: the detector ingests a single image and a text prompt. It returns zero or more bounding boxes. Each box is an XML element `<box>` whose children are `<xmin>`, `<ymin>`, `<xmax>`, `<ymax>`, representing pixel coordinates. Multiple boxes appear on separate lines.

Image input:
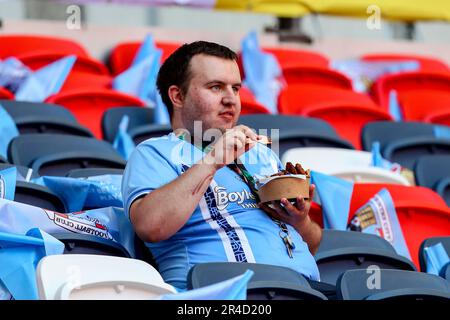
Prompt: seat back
<box><xmin>398</xmin><ymin>90</ymin><xmax>450</xmax><ymax>122</ymax></box>
<box><xmin>349</xmin><ymin>183</ymin><xmax>450</xmax><ymax>269</ymax></box>
<box><xmin>46</xmin><ymin>89</ymin><xmax>146</xmax><ymax>139</ymax></box>
<box><xmin>0</xmin><ymin>34</ymin><xmax>88</xmax><ymax>58</ymax></box>
<box><xmin>36</xmin><ymin>254</ymin><xmax>176</xmax><ymax>300</ymax></box>
<box><xmin>1</xmin><ymin>100</ymin><xmax>93</xmax><ymax>137</ymax></box>
<box><xmin>419</xmin><ymin>236</ymin><xmax>450</xmax><ymax>273</ymax></box>
<box><xmin>315</xmin><ymin>230</ymin><xmax>416</xmax><ymax>286</ymax></box>
<box><xmin>337</xmin><ymin>269</ymin><xmax>450</xmax><ymax>300</ymax></box>
<box><xmin>0</xmin><ymin>87</ymin><xmax>14</xmax><ymax>100</ymax></box>
<box><xmin>282</xmin><ymin>66</ymin><xmax>353</xmax><ymax>89</ymax></box>
<box><xmin>14</xmin><ymin>181</ymin><xmax>67</xmax><ymax>212</ymax></box>
<box><xmin>102</xmin><ymin>107</ymin><xmax>154</xmax><ymax>143</ymax></box>
<box><xmin>66</xmin><ymin>168</ymin><xmax>124</xmax><ymax>178</ymax></box>
<box><xmin>8</xmin><ymin>134</ymin><xmax>126</xmax><ymax>176</ymax></box>
<box><xmin>371</xmin><ymin>71</ymin><xmax>450</xmax><ymax>110</ymax></box>
<box><xmin>415</xmin><ymin>155</ymin><xmax>450</xmax><ymax>189</ymax></box>
<box><xmin>108</xmin><ymin>41</ymin><xmax>180</xmax><ymax>75</ymax></box>
<box><xmin>188</xmin><ymin>262</ymin><xmax>327</xmax><ymax>300</ymax></box>
<box><xmin>129</xmin><ymin>124</ymin><xmax>173</xmax><ymax>145</ymax></box>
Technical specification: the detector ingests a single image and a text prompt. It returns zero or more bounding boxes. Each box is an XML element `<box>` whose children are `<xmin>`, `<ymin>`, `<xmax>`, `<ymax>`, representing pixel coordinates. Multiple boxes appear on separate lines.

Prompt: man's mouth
<box><xmin>219</xmin><ymin>111</ymin><xmax>235</xmax><ymax>120</ymax></box>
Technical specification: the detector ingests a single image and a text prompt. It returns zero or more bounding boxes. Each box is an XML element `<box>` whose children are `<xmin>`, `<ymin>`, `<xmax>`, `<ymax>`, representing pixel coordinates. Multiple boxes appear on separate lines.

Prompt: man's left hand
<box><xmin>259</xmin><ymin>184</ymin><xmax>315</xmax><ymax>229</ymax></box>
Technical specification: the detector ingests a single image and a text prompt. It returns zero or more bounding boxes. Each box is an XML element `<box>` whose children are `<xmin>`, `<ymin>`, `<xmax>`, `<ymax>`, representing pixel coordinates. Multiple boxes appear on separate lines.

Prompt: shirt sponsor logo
<box><xmin>214</xmin><ymin>186</ymin><xmax>258</xmax><ymax>211</ymax></box>
<box><xmin>44</xmin><ymin>210</ymin><xmax>113</xmax><ymax>240</ymax></box>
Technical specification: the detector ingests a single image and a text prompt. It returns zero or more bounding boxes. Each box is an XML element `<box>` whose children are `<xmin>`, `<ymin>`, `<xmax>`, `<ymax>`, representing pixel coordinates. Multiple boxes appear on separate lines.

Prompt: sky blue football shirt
<box><xmin>122</xmin><ymin>133</ymin><xmax>320</xmax><ymax>290</ymax></box>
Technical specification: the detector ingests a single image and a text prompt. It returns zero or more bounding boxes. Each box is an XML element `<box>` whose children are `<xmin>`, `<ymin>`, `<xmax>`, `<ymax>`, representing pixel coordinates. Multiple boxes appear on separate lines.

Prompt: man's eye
<box><xmin>233</xmin><ymin>86</ymin><xmax>240</xmax><ymax>93</ymax></box>
<box><xmin>211</xmin><ymin>85</ymin><xmax>221</xmax><ymax>91</ymax></box>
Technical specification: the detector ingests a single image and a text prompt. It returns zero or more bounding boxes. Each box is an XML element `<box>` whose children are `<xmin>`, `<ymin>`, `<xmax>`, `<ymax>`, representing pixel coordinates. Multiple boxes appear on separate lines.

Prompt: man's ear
<box><xmin>168</xmin><ymin>85</ymin><xmax>184</xmax><ymax>111</ymax></box>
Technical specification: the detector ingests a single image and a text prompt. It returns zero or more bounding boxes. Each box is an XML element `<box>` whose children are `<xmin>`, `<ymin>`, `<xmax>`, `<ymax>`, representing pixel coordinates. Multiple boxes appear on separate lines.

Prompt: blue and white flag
<box><xmin>162</xmin><ymin>270</ymin><xmax>253</xmax><ymax>300</ymax></box>
<box><xmin>424</xmin><ymin>242</ymin><xmax>450</xmax><ymax>276</ymax></box>
<box><xmin>0</xmin><ymin>104</ymin><xmax>19</xmax><ymax>159</ymax></box>
<box><xmin>0</xmin><ymin>166</ymin><xmax>17</xmax><ymax>201</ymax></box>
<box><xmin>0</xmin><ymin>199</ymin><xmax>135</xmax><ymax>257</ymax></box>
<box><xmin>15</xmin><ymin>55</ymin><xmax>76</xmax><ymax>102</ymax></box>
<box><xmin>347</xmin><ymin>188</ymin><xmax>411</xmax><ymax>260</ymax></box>
<box><xmin>311</xmin><ymin>171</ymin><xmax>353</xmax><ymax>230</ymax></box>
<box><xmin>113</xmin><ymin>115</ymin><xmax>136</xmax><ymax>160</ymax></box>
<box><xmin>331</xmin><ymin>59</ymin><xmax>419</xmax><ymax>93</ymax></box>
<box><xmin>241</xmin><ymin>31</ymin><xmax>284</xmax><ymax>114</ymax></box>
<box><xmin>0</xmin><ymin>228</ymin><xmax>64</xmax><ymax>300</ymax></box>
<box><xmin>371</xmin><ymin>141</ymin><xmax>402</xmax><ymax>173</ymax></box>
<box><xmin>0</xmin><ymin>58</ymin><xmax>32</xmax><ymax>92</ymax></box>
<box><xmin>113</xmin><ymin>34</ymin><xmax>170</xmax><ymax>124</ymax></box>
<box><xmin>35</xmin><ymin>175</ymin><xmax>123</xmax><ymax>212</ymax></box>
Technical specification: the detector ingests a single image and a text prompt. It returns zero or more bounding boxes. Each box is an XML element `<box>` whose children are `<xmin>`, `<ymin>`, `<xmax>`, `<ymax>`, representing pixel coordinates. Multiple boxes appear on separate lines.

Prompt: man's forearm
<box><xmin>131</xmin><ymin>161</ymin><xmax>217</xmax><ymax>242</ymax></box>
<box><xmin>294</xmin><ymin>216</ymin><xmax>322</xmax><ymax>255</ymax></box>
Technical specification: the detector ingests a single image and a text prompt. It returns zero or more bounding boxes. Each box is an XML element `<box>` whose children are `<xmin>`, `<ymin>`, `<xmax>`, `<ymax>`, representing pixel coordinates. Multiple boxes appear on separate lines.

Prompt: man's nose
<box><xmin>222</xmin><ymin>87</ymin><xmax>237</xmax><ymax>105</ymax></box>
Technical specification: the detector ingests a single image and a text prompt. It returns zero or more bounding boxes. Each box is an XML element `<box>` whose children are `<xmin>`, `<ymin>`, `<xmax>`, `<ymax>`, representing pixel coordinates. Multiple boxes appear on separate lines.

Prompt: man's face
<box><xmin>180</xmin><ymin>54</ymin><xmax>242</xmax><ymax>135</ymax></box>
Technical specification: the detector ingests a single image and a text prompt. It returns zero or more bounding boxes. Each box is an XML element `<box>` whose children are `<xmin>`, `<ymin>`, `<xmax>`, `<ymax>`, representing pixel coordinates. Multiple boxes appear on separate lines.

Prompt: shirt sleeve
<box><xmin>121</xmin><ymin>142</ymin><xmax>180</xmax><ymax>219</ymax></box>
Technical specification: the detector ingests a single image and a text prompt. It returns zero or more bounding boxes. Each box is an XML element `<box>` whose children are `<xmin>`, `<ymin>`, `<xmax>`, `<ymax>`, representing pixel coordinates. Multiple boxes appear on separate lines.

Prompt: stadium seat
<box><xmin>16</xmin><ymin>51</ymin><xmax>109</xmax><ymax>75</ymax></box>
<box><xmin>415</xmin><ymin>154</ymin><xmax>450</xmax><ymax>193</ymax></box>
<box><xmin>52</xmin><ymin>233</ymin><xmax>131</xmax><ymax>258</ymax></box>
<box><xmin>238</xmin><ymin>114</ymin><xmax>354</xmax><ymax>157</ymax></box>
<box><xmin>0</xmin><ymin>87</ymin><xmax>14</xmax><ymax>100</ymax></box>
<box><xmin>129</xmin><ymin>124</ymin><xmax>173</xmax><ymax>145</ymax></box>
<box><xmin>188</xmin><ymin>262</ymin><xmax>327</xmax><ymax>300</ymax></box>
<box><xmin>14</xmin><ymin>181</ymin><xmax>67</xmax><ymax>212</ymax></box>
<box><xmin>0</xmin><ymin>100</ymin><xmax>94</xmax><ymax>137</ymax></box>
<box><xmin>8</xmin><ymin>134</ymin><xmax>126</xmax><ymax>176</ymax></box>
<box><xmin>36</xmin><ymin>254</ymin><xmax>176</xmax><ymax>300</ymax></box>
<box><xmin>436</xmin><ymin>177</ymin><xmax>450</xmax><ymax>207</ymax></box>
<box><xmin>282</xmin><ymin>66</ymin><xmax>353</xmax><ymax>88</ymax></box>
<box><xmin>101</xmin><ymin>107</ymin><xmax>154</xmax><ymax>143</ymax></box>
<box><xmin>108</xmin><ymin>40</ymin><xmax>180</xmax><ymax>75</ymax></box>
<box><xmin>315</xmin><ymin>230</ymin><xmax>416</xmax><ymax>286</ymax></box>
<box><xmin>361</xmin><ymin>53</ymin><xmax>449</xmax><ymax>73</ymax></box>
<box><xmin>337</xmin><ymin>269</ymin><xmax>450</xmax><ymax>300</ymax></box>
<box><xmin>46</xmin><ymin>89</ymin><xmax>146</xmax><ymax>138</ymax></box>
<box><xmin>397</xmin><ymin>90</ymin><xmax>450</xmax><ymax>123</ymax></box>
<box><xmin>66</xmin><ymin>168</ymin><xmax>124</xmax><ymax>178</ymax></box>
<box><xmin>60</xmin><ymin>73</ymin><xmax>113</xmax><ymax>92</ymax></box>
<box><xmin>263</xmin><ymin>47</ymin><xmax>329</xmax><ymax>69</ymax></box>
<box><xmin>282</xmin><ymin>147</ymin><xmax>410</xmax><ymax>185</ymax></box>
<box><xmin>349</xmin><ymin>183</ymin><xmax>450</xmax><ymax>269</ymax></box>
<box><xmin>419</xmin><ymin>236</ymin><xmax>450</xmax><ymax>273</ymax></box>
<box><xmin>370</xmin><ymin>71</ymin><xmax>450</xmax><ymax>111</ymax></box>
<box><xmin>361</xmin><ymin>121</ymin><xmax>450</xmax><ymax>169</ymax></box>
<box><xmin>0</xmin><ymin>34</ymin><xmax>89</xmax><ymax>58</ymax></box>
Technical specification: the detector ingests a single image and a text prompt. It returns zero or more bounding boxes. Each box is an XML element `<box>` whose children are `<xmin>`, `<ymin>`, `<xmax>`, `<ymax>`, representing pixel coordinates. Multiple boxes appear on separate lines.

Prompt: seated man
<box><xmin>122</xmin><ymin>41</ymin><xmax>322</xmax><ymax>291</ymax></box>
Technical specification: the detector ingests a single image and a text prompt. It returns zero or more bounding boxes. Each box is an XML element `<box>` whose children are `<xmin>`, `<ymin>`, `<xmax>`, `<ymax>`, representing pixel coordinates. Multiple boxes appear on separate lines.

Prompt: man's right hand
<box><xmin>203</xmin><ymin>125</ymin><xmax>260</xmax><ymax>170</ymax></box>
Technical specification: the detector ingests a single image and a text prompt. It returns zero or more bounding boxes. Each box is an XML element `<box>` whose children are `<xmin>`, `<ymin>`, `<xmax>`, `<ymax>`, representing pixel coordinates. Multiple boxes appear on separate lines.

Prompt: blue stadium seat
<box><xmin>8</xmin><ymin>134</ymin><xmax>126</xmax><ymax>176</ymax></box>
<box><xmin>130</xmin><ymin>124</ymin><xmax>173</xmax><ymax>145</ymax></box>
<box><xmin>188</xmin><ymin>262</ymin><xmax>327</xmax><ymax>300</ymax></box>
<box><xmin>52</xmin><ymin>233</ymin><xmax>131</xmax><ymax>258</ymax></box>
<box><xmin>315</xmin><ymin>230</ymin><xmax>416</xmax><ymax>286</ymax></box>
<box><xmin>419</xmin><ymin>236</ymin><xmax>450</xmax><ymax>273</ymax></box>
<box><xmin>361</xmin><ymin>121</ymin><xmax>450</xmax><ymax>169</ymax></box>
<box><xmin>101</xmin><ymin>106</ymin><xmax>154</xmax><ymax>143</ymax></box>
<box><xmin>337</xmin><ymin>269</ymin><xmax>450</xmax><ymax>300</ymax></box>
<box><xmin>66</xmin><ymin>168</ymin><xmax>124</xmax><ymax>178</ymax></box>
<box><xmin>238</xmin><ymin>114</ymin><xmax>354</xmax><ymax>157</ymax></box>
<box><xmin>14</xmin><ymin>181</ymin><xmax>67</xmax><ymax>212</ymax></box>
<box><xmin>0</xmin><ymin>100</ymin><xmax>93</xmax><ymax>137</ymax></box>
<box><xmin>415</xmin><ymin>155</ymin><xmax>450</xmax><ymax>206</ymax></box>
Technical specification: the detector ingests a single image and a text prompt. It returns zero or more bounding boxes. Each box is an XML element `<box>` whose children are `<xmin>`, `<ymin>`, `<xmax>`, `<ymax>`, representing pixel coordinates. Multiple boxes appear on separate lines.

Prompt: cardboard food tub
<box><xmin>257</xmin><ymin>174</ymin><xmax>311</xmax><ymax>203</ymax></box>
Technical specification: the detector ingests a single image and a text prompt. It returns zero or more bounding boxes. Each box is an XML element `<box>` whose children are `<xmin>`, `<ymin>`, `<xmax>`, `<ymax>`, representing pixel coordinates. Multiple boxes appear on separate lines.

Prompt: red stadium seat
<box><xmin>46</xmin><ymin>89</ymin><xmax>146</xmax><ymax>139</ymax></box>
<box><xmin>60</xmin><ymin>73</ymin><xmax>112</xmax><ymax>92</ymax></box>
<box><xmin>349</xmin><ymin>183</ymin><xmax>450</xmax><ymax>269</ymax></box>
<box><xmin>282</xmin><ymin>66</ymin><xmax>353</xmax><ymax>88</ymax></box>
<box><xmin>108</xmin><ymin>40</ymin><xmax>180</xmax><ymax>75</ymax></box>
<box><xmin>17</xmin><ymin>52</ymin><xmax>109</xmax><ymax>75</ymax></box>
<box><xmin>0</xmin><ymin>87</ymin><xmax>14</xmax><ymax>100</ymax></box>
<box><xmin>0</xmin><ymin>35</ymin><xmax>88</xmax><ymax>58</ymax></box>
<box><xmin>371</xmin><ymin>71</ymin><xmax>450</xmax><ymax>111</ymax></box>
<box><xmin>263</xmin><ymin>47</ymin><xmax>329</xmax><ymax>69</ymax></box>
<box><xmin>398</xmin><ymin>90</ymin><xmax>450</xmax><ymax>124</ymax></box>
<box><xmin>278</xmin><ymin>84</ymin><xmax>389</xmax><ymax>148</ymax></box>
<box><xmin>239</xmin><ymin>87</ymin><xmax>270</xmax><ymax>114</ymax></box>
<box><xmin>362</xmin><ymin>53</ymin><xmax>449</xmax><ymax>73</ymax></box>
